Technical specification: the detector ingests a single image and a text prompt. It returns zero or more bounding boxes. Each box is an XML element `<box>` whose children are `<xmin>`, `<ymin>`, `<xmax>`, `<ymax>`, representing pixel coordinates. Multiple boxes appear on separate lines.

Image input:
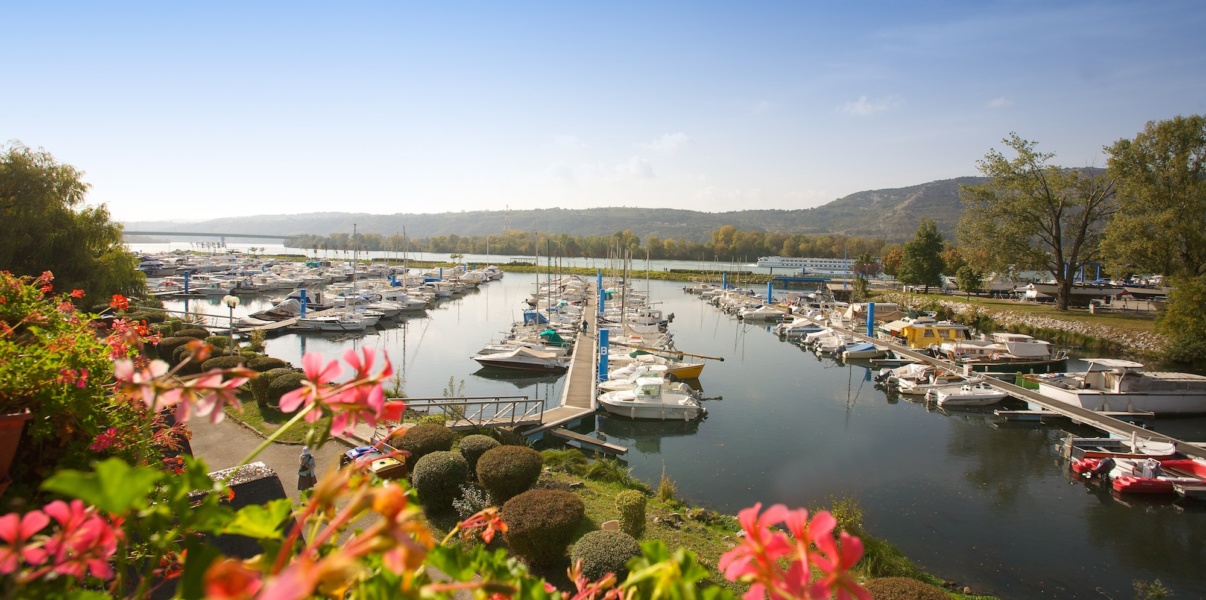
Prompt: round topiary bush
<box><xmin>476</xmin><ymin>446</ymin><xmax>542</xmax><ymax>503</ymax></box>
<box><xmin>268</xmin><ymin>372</ymin><xmax>307</xmax><ymax>405</ymax></box>
<box><xmin>175</xmin><ymin>328</ymin><xmax>210</xmax><ymax>340</ymax></box>
<box><xmin>863</xmin><ymin>577</ymin><xmax>950</xmax><ymax>600</ymax></box>
<box><xmin>458</xmin><ymin>434</ymin><xmax>500</xmax><ymax>475</ymax></box>
<box><xmin>501</xmin><ymin>489</ymin><xmax>585</xmax><ymax>566</ymax></box>
<box><xmin>411</xmin><ymin>451</ymin><xmax>470</xmax><ymax>512</ymax></box>
<box><xmin>204</xmin><ymin>335</ymin><xmax>231</xmax><ymax>351</ymax></box>
<box><xmin>252</xmin><ymin>367</ymin><xmax>298</xmax><ymax>406</ymax></box>
<box><xmin>247</xmin><ymin>356</ymin><xmax>290</xmax><ymax>372</ymax></box>
<box><xmin>395</xmin><ymin>423</ymin><xmax>456</xmax><ymax>469</ymax></box>
<box><xmin>156</xmin><ymin>336</ymin><xmax>194</xmax><ymax>363</ymax></box>
<box><xmin>615</xmin><ymin>490</ymin><xmax>646</xmax><ymax>538</ymax></box>
<box><xmin>570</xmin><ymin>530</ymin><xmax>641</xmax><ymax>581</ymax></box>
<box><xmin>201</xmin><ymin>355</ymin><xmax>246</xmax><ymax>371</ymax></box>
<box><xmin>172</xmin><ymin>344</ymin><xmax>206</xmax><ymax>374</ymax></box>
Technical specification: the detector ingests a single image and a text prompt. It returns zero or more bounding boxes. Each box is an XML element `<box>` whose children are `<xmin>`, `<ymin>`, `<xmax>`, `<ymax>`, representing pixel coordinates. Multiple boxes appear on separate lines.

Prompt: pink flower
<box><xmin>279</xmin><ymin>353</ymin><xmax>343</xmax><ymax>417</ymax></box>
<box><xmin>279</xmin><ymin>350</ymin><xmax>401</xmax><ymax>436</ymax></box>
<box><xmin>0</xmin><ymin>510</ymin><xmax>50</xmax><ymax>574</ymax></box>
<box><xmin>809</xmin><ymin>527</ymin><xmax>869</xmax><ymax>600</ymax></box>
<box><xmin>42</xmin><ymin>500</ymin><xmax>120</xmax><ymax>581</ymax></box>
<box><xmin>718</xmin><ymin>503</ymin><xmax>792</xmax><ymax>599</ymax></box>
<box><xmin>89</xmin><ymin>428</ymin><xmax>120</xmax><ymax>452</ymax></box>
<box><xmin>187</xmin><ymin>372</ymin><xmax>250</xmax><ymax>424</ymax></box>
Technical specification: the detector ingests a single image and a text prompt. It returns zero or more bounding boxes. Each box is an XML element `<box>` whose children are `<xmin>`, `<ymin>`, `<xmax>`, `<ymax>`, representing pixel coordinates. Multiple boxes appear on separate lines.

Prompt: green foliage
<box><xmin>1104</xmin><ymin>114</ymin><xmax>1206</xmax><ymax>278</ymax></box>
<box><xmin>0</xmin><ymin>143</ymin><xmax>147</xmax><ymax>305</ymax></box>
<box><xmin>175</xmin><ymin>328</ymin><xmax>211</xmax><ymax>340</ymax></box>
<box><xmin>1157</xmin><ymin>275</ymin><xmax>1206</xmax><ymax>363</ymax></box>
<box><xmin>862</xmin><ymin>577</ymin><xmax>950</xmax><ymax>600</ymax></box>
<box><xmin>267</xmin><ymin>372</ymin><xmax>306</xmax><ymax>404</ymax></box>
<box><xmin>956</xmin><ymin>265</ymin><xmax>983</xmax><ymax>299</ymax></box>
<box><xmin>859</xmin><ymin>536</ymin><xmax>920</xmax><ymax>579</ymax></box>
<box><xmin>395</xmin><ymin>423</ymin><xmax>456</xmax><ymax>469</ymax></box>
<box><xmin>898</xmin><ymin>219</ymin><xmax>945</xmax><ymax>293</ymax></box>
<box><xmin>252</xmin><ymin>367</ymin><xmax>296</xmax><ymax>406</ymax></box>
<box><xmin>200</xmin><ymin>356</ymin><xmax>247</xmax><ymax>371</ymax></box>
<box><xmin>1133</xmin><ymin>579</ymin><xmax>1173</xmax><ymax>600</ymax></box>
<box><xmin>247</xmin><ymin>356</ymin><xmax>290</xmax><ymax>372</ymax></box>
<box><xmin>417</xmin><ymin>414</ymin><xmax>447</xmax><ymax>426</ymax></box>
<box><xmin>585</xmin><ymin>457</ymin><xmax>635</xmax><ymax>487</ymax></box>
<box><xmin>656</xmin><ymin>466</ymin><xmax>677</xmax><ymax>503</ymax></box>
<box><xmin>570</xmin><ymin>530</ymin><xmax>641</xmax><ymax>581</ymax></box>
<box><xmin>452</xmin><ymin>484</ymin><xmax>492</xmax><ymax>519</ymax></box>
<box><xmin>622</xmin><ymin>540</ymin><xmax>728</xmax><ymax>600</ymax></box>
<box><xmin>476</xmin><ymin>445</ymin><xmax>543</xmax><ymax>503</ymax></box>
<box><xmin>616</xmin><ymin>490</ymin><xmax>647</xmax><ymax>538</ymax></box>
<box><xmin>156</xmin><ymin>336</ymin><xmax>195</xmax><ymax>364</ymax></box>
<box><xmin>411</xmin><ymin>451</ymin><xmax>471</xmax><ymax>512</ymax></box>
<box><xmin>457</xmin><ymin>434</ymin><xmax>500</xmax><ymax>475</ymax></box>
<box><xmin>501</xmin><ymin>489</ymin><xmax>585</xmax><ymax>566</ymax></box>
<box><xmin>247</xmin><ymin>328</ymin><xmax>268</xmax><ymax>353</ymax></box>
<box><xmin>172</xmin><ymin>345</ymin><xmax>205</xmax><ymax>375</ymax></box>
<box><xmin>541</xmin><ymin>448</ymin><xmax>589</xmax><ymax>476</ymax></box>
<box><xmin>204</xmin><ymin>335</ymin><xmax>230</xmax><ymax>351</ymax></box>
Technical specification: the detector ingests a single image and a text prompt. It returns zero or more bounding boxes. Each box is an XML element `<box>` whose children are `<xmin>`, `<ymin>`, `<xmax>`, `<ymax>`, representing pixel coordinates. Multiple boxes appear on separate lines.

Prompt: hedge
<box><xmin>247</xmin><ymin>356</ymin><xmax>291</xmax><ymax>372</ymax></box>
<box><xmin>394</xmin><ymin>424</ymin><xmax>455</xmax><ymax>470</ymax></box>
<box><xmin>156</xmin><ymin>337</ymin><xmax>194</xmax><ymax>363</ymax></box>
<box><xmin>501</xmin><ymin>490</ymin><xmax>585</xmax><ymax>566</ymax></box>
<box><xmin>410</xmin><ymin>451</ymin><xmax>470</xmax><ymax>512</ymax></box>
<box><xmin>175</xmin><ymin>328</ymin><xmax>211</xmax><ymax>340</ymax></box>
<box><xmin>476</xmin><ymin>446</ymin><xmax>542</xmax><ymax>504</ymax></box>
<box><xmin>201</xmin><ymin>356</ymin><xmax>247</xmax><ymax>371</ymax></box>
<box><xmin>268</xmin><ymin>372</ymin><xmax>307</xmax><ymax>405</ymax></box>
<box><xmin>253</xmin><ymin>367</ymin><xmax>298</xmax><ymax>406</ymax></box>
<box><xmin>569</xmin><ymin>530</ymin><xmax>641</xmax><ymax>581</ymax></box>
<box><xmin>615</xmin><ymin>490</ymin><xmax>646</xmax><ymax>539</ymax></box>
<box><xmin>457</xmin><ymin>435</ymin><xmax>500</xmax><ymax>475</ymax></box>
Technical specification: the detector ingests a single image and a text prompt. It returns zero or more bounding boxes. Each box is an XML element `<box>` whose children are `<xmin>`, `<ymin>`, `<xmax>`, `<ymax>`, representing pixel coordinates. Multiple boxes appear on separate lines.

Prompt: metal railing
<box><xmin>400</xmin><ymin>396</ymin><xmax>543</xmax><ymax>430</ymax></box>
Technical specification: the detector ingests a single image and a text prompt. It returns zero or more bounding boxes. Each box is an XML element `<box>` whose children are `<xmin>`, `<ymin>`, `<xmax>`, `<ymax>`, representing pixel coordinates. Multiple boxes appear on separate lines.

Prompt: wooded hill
<box><xmin>125</xmin><ymin>176</ymin><xmax>988</xmax><ymax>243</ymax></box>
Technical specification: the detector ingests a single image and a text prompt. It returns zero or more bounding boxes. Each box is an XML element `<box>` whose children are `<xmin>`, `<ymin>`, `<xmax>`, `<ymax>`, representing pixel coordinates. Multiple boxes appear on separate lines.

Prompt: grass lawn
<box><xmin>225</xmin><ymin>391</ymin><xmax>333</xmax><ymax>444</ymax></box>
<box><xmin>882</xmin><ymin>291</ymin><xmax>1159</xmax><ymax>334</ymax></box>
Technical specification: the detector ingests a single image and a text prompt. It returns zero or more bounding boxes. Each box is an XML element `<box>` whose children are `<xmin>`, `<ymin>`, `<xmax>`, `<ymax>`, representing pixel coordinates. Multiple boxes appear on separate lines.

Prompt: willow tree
<box><xmin>1102</xmin><ymin>115</ymin><xmax>1206</xmax><ymax>278</ymax></box>
<box><xmin>958</xmin><ymin>134</ymin><xmax>1115</xmax><ymax>310</ymax></box>
<box><xmin>0</xmin><ymin>143</ymin><xmax>145</xmax><ymax>305</ymax></box>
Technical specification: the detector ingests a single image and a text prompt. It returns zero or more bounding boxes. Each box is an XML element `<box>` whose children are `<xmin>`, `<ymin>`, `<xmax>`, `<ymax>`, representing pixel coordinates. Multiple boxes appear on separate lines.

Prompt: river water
<box><xmin>150</xmin><ymin>253</ymin><xmax>1206</xmax><ymax>599</ymax></box>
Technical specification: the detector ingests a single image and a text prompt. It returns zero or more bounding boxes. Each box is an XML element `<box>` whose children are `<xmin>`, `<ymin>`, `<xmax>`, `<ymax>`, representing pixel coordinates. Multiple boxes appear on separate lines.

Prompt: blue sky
<box><xmin>6</xmin><ymin>1</ymin><xmax>1205</xmax><ymax>223</ymax></box>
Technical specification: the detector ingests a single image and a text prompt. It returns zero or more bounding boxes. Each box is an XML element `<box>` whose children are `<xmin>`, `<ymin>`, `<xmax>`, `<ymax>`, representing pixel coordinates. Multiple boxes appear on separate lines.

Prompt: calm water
<box><xmin>163</xmin><ymin>273</ymin><xmax>1206</xmax><ymax>599</ymax></box>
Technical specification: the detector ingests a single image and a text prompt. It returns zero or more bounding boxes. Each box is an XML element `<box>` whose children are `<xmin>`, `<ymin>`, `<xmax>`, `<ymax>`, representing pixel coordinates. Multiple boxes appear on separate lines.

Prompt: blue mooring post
<box><xmin>439</xmin><ymin>267</ymin><xmax>443</xmax><ymax>280</ymax></box>
<box><xmin>183</xmin><ymin>271</ymin><xmax>191</xmax><ymax>294</ymax></box>
<box><xmin>723</xmin><ymin>272</ymin><xmax>728</xmax><ymax>289</ymax></box>
<box><xmin>598</xmin><ymin>327</ymin><xmax>609</xmax><ymax>383</ymax></box>
<box><xmin>597</xmin><ymin>269</ymin><xmax>604</xmax><ymax>316</ymax></box>
<box><xmin>300</xmin><ymin>289</ymin><xmax>308</xmax><ymax>318</ymax></box>
<box><xmin>767</xmin><ymin>281</ymin><xmax>773</xmax><ymax>303</ymax></box>
<box><xmin>866</xmin><ymin>302</ymin><xmax>875</xmax><ymax>337</ymax></box>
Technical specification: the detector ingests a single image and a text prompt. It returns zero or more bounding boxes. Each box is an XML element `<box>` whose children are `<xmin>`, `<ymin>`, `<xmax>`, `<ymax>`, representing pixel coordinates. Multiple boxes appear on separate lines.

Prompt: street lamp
<box><xmin>222</xmin><ymin>295</ymin><xmax>240</xmax><ymax>355</ymax></box>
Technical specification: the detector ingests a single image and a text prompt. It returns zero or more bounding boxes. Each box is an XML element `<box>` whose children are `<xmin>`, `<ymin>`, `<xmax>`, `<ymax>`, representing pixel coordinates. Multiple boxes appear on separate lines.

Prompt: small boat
<box><xmin>841</xmin><ymin>342</ymin><xmax>888</xmax><ymax>361</ymax></box>
<box><xmin>1058</xmin><ymin>435</ymin><xmax>1178</xmax><ymax>461</ymax></box>
<box><xmin>1074</xmin><ymin>457</ymin><xmax>1206</xmax><ymax>497</ymax></box>
<box><xmin>597</xmin><ymin>377</ymin><xmax>706</xmax><ymax>421</ymax></box>
<box><xmin>294</xmin><ymin>311</ymin><xmax>370</xmax><ymax>332</ymax></box>
<box><xmin>772</xmin><ymin>317</ymin><xmax>822</xmax><ymax>338</ymax></box>
<box><xmin>471</xmin><ymin>346</ymin><xmax>569</xmax><ymax>372</ymax></box>
<box><xmin>738</xmin><ymin>305</ymin><xmax>787</xmax><ymax>321</ymax></box>
<box><xmin>1031</xmin><ymin>359</ymin><xmax>1206</xmax><ymax>415</ymax></box>
<box><xmin>930</xmin><ymin>382</ymin><xmax>1011</xmax><ymax>407</ymax></box>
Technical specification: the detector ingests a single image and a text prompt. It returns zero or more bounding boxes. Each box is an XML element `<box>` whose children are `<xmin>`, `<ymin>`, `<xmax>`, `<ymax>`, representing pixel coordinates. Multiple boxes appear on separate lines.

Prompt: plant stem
<box><xmin>237</xmin><ymin>401</ymin><xmax>316</xmax><ymax>468</ymax></box>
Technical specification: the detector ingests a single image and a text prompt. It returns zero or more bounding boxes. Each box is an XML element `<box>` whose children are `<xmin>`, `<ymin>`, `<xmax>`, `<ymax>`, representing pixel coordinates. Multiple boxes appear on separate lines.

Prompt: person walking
<box><xmin>298</xmin><ymin>446</ymin><xmax>317</xmax><ymax>491</ymax></box>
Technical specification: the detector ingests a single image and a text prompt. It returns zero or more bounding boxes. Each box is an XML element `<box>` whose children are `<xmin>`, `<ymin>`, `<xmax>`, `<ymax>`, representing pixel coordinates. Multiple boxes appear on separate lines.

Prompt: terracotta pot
<box><xmin>0</xmin><ymin>410</ymin><xmax>33</xmax><ymax>497</ymax></box>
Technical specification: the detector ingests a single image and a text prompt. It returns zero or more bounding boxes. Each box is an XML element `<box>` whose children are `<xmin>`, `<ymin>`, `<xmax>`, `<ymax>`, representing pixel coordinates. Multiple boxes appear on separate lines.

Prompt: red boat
<box><xmin>1111</xmin><ymin>459</ymin><xmax>1206</xmax><ymax>496</ymax></box>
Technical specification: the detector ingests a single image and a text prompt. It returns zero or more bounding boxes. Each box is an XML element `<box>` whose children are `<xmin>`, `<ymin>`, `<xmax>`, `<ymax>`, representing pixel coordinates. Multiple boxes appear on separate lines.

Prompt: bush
<box><xmin>204</xmin><ymin>335</ymin><xmax>231</xmax><ymax>351</ymax></box>
<box><xmin>247</xmin><ymin>356</ymin><xmax>290</xmax><ymax>372</ymax></box>
<box><xmin>615</xmin><ymin>490</ymin><xmax>646</xmax><ymax>538</ymax></box>
<box><xmin>452</xmin><ymin>484</ymin><xmax>491</xmax><ymax>519</ymax></box>
<box><xmin>201</xmin><ymin>356</ymin><xmax>247</xmax><ymax>371</ymax></box>
<box><xmin>570</xmin><ymin>530</ymin><xmax>641</xmax><ymax>581</ymax></box>
<box><xmin>156</xmin><ymin>336</ymin><xmax>194</xmax><ymax>364</ymax></box>
<box><xmin>175</xmin><ymin>328</ymin><xmax>210</xmax><ymax>340</ymax></box>
<box><xmin>172</xmin><ymin>345</ymin><xmax>205</xmax><ymax>375</ymax></box>
<box><xmin>268</xmin><ymin>372</ymin><xmax>306</xmax><ymax>405</ymax></box>
<box><xmin>586</xmin><ymin>457</ymin><xmax>634</xmax><ymax>487</ymax></box>
<box><xmin>863</xmin><ymin>577</ymin><xmax>949</xmax><ymax>600</ymax></box>
<box><xmin>395</xmin><ymin>423</ymin><xmax>456</xmax><ymax>469</ymax></box>
<box><xmin>417</xmin><ymin>414</ymin><xmax>447</xmax><ymax>426</ymax></box>
<box><xmin>458</xmin><ymin>434</ymin><xmax>500</xmax><ymax>475</ymax></box>
<box><xmin>476</xmin><ymin>446</ymin><xmax>542</xmax><ymax>503</ymax></box>
<box><xmin>411</xmin><ymin>451</ymin><xmax>470</xmax><ymax>513</ymax></box>
<box><xmin>542</xmin><ymin>448</ymin><xmax>588</xmax><ymax>475</ymax></box>
<box><xmin>253</xmin><ymin>367</ymin><xmax>297</xmax><ymax>406</ymax></box>
<box><xmin>501</xmin><ymin>489</ymin><xmax>585</xmax><ymax>566</ymax></box>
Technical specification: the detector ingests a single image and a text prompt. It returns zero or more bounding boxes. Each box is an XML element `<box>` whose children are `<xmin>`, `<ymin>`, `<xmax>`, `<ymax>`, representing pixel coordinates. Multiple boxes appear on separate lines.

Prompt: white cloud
<box><xmin>987</xmin><ymin>97</ymin><xmax>1013</xmax><ymax>108</ymax></box>
<box><xmin>545</xmin><ymin>156</ymin><xmax>656</xmax><ymax>185</ymax></box>
<box><xmin>839</xmin><ymin>95</ymin><xmax>902</xmax><ymax>116</ymax></box>
<box><xmin>548</xmin><ymin>134</ymin><xmax>585</xmax><ymax>150</ymax></box>
<box><xmin>640</xmin><ymin>132</ymin><xmax>691</xmax><ymax>153</ymax></box>
<box><xmin>616</xmin><ymin>156</ymin><xmax>656</xmax><ymax>179</ymax></box>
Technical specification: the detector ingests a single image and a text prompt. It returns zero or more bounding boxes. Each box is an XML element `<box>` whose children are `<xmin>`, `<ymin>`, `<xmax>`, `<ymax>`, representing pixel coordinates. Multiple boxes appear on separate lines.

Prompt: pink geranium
<box><xmin>279</xmin><ymin>348</ymin><xmax>402</xmax><ymax>436</ymax></box>
<box><xmin>0</xmin><ymin>510</ymin><xmax>50</xmax><ymax>574</ymax></box>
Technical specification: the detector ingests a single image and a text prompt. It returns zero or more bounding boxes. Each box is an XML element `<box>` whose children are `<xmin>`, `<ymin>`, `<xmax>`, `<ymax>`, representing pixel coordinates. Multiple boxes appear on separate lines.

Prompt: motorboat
<box><xmin>897</xmin><ymin>373</ymin><xmax>973</xmax><ymax>396</ymax></box>
<box><xmin>1072</xmin><ymin>457</ymin><xmax>1206</xmax><ymax>497</ymax></box>
<box><xmin>929</xmin><ymin>382</ymin><xmax>1011</xmax><ymax>407</ymax></box>
<box><xmin>738</xmin><ymin>304</ymin><xmax>787</xmax><ymax>321</ymax></box>
<box><xmin>842</xmin><ymin>342</ymin><xmax>888</xmax><ymax>361</ymax></box>
<box><xmin>294</xmin><ymin>311</ymin><xmax>370</xmax><ymax>332</ymax></box>
<box><xmin>1031</xmin><ymin>359</ymin><xmax>1206</xmax><ymax>415</ymax></box>
<box><xmin>940</xmin><ymin>332</ymin><xmax>1068</xmax><ymax>374</ymax></box>
<box><xmin>597</xmin><ymin>377</ymin><xmax>706</xmax><ymax>421</ymax></box>
<box><xmin>772</xmin><ymin>317</ymin><xmax>823</xmax><ymax>338</ymax></box>
<box><xmin>605</xmin><ymin>351</ymin><xmax>704</xmax><ymax>380</ymax></box>
<box><xmin>471</xmin><ymin>346</ymin><xmax>569</xmax><ymax>372</ymax></box>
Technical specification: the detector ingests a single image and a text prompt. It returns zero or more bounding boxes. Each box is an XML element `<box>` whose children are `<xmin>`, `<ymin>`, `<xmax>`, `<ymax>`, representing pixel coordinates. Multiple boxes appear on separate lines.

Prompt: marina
<box><xmin>145</xmin><ymin>251</ymin><xmax>1206</xmax><ymax>600</ymax></box>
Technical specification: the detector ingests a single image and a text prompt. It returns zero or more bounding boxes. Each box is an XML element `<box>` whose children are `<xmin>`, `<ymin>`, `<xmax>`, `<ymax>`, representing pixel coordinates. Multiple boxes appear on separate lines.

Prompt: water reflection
<box><xmin>470</xmin><ymin>367</ymin><xmax>562</xmax><ymax>391</ymax></box>
<box><xmin>596</xmin><ymin>414</ymin><xmax>702</xmax><ymax>455</ymax></box>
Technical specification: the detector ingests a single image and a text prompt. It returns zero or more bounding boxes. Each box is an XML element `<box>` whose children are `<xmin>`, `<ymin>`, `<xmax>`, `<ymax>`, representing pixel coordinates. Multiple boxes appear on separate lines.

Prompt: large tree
<box><xmin>898</xmin><ymin>219</ymin><xmax>945</xmax><ymax>293</ymax></box>
<box><xmin>1102</xmin><ymin>115</ymin><xmax>1206</xmax><ymax>278</ymax></box>
<box><xmin>958</xmin><ymin>134</ymin><xmax>1115</xmax><ymax>310</ymax></box>
<box><xmin>0</xmin><ymin>143</ymin><xmax>144</xmax><ymax>305</ymax></box>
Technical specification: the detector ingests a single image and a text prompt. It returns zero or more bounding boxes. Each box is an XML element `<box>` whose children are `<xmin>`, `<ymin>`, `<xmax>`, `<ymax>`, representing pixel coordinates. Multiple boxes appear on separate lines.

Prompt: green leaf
<box><xmin>41</xmin><ymin>458</ymin><xmax>161</xmax><ymax>514</ymax></box>
<box><xmin>221</xmin><ymin>498</ymin><xmax>294</xmax><ymax>539</ymax></box>
<box><xmin>178</xmin><ymin>536</ymin><xmax>223</xmax><ymax>600</ymax></box>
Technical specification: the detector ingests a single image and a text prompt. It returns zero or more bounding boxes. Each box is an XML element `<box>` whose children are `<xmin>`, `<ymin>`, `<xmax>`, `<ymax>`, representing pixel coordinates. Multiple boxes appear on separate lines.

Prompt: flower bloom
<box><xmin>456</xmin><ymin>507</ymin><xmax>508</xmax><ymax>544</ymax></box>
<box><xmin>0</xmin><ymin>510</ymin><xmax>50</xmax><ymax>574</ymax></box>
<box><xmin>109</xmin><ymin>294</ymin><xmax>129</xmax><ymax>311</ymax></box>
<box><xmin>114</xmin><ymin>358</ymin><xmax>252</xmax><ymax>424</ymax></box>
<box><xmin>70</xmin><ymin>289</ymin><xmax>85</xmax><ymax>299</ymax></box>
<box><xmin>41</xmin><ymin>499</ymin><xmax>121</xmax><ymax>581</ymax></box>
<box><xmin>279</xmin><ymin>348</ymin><xmax>402</xmax><ymax>436</ymax></box>
<box><xmin>89</xmin><ymin>428</ymin><xmax>120</xmax><ymax>452</ymax></box>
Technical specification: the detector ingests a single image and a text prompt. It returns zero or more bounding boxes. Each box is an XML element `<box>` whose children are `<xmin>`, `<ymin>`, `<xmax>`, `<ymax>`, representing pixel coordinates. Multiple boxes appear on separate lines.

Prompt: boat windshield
<box><xmin>636</xmin><ymin>384</ymin><xmax>661</xmax><ymax>397</ymax></box>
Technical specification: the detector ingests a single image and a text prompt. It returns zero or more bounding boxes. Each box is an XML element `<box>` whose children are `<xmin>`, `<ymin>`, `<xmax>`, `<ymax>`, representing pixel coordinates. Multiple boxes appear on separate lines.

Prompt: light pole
<box><xmin>223</xmin><ymin>295</ymin><xmax>240</xmax><ymax>355</ymax></box>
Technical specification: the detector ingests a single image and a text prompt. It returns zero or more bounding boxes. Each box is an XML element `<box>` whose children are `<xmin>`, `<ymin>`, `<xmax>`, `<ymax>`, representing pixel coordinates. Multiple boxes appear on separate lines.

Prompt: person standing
<box><xmin>298</xmin><ymin>446</ymin><xmax>317</xmax><ymax>491</ymax></box>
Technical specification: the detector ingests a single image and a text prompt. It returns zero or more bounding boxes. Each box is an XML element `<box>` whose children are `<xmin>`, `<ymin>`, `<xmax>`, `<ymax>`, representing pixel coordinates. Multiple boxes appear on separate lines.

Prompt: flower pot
<box><xmin>0</xmin><ymin>410</ymin><xmax>33</xmax><ymax>497</ymax></box>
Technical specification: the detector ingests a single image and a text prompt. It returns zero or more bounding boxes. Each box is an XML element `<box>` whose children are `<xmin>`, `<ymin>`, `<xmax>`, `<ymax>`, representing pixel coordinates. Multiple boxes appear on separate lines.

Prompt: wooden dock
<box><xmin>524</xmin><ymin>291</ymin><xmax>599</xmax><ymax>436</ymax></box>
<box><xmin>549</xmin><ymin>427</ymin><xmax>627</xmax><ymax>454</ymax></box>
<box><xmin>828</xmin><ymin>319</ymin><xmax>1206</xmax><ymax>462</ymax></box>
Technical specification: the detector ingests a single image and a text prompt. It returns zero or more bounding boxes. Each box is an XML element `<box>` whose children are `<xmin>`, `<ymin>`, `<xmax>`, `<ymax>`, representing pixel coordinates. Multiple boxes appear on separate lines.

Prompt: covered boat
<box><xmin>471</xmin><ymin>346</ymin><xmax>569</xmax><ymax>372</ymax></box>
<box><xmin>597</xmin><ymin>377</ymin><xmax>707</xmax><ymax>421</ymax></box>
<box><xmin>1032</xmin><ymin>359</ymin><xmax>1206</xmax><ymax>415</ymax></box>
<box><xmin>930</xmin><ymin>382</ymin><xmax>1011</xmax><ymax>407</ymax></box>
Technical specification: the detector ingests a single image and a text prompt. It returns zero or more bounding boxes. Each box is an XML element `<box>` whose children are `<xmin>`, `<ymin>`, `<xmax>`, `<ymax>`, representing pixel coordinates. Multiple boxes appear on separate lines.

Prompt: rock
<box><xmin>601</xmin><ymin>520</ymin><xmax>621</xmax><ymax>531</ymax></box>
<box><xmin>569</xmin><ymin>481</ymin><xmax>585</xmax><ymax>489</ymax></box>
<box><xmin>963</xmin><ymin>587</ymin><xmax>972</xmax><ymax>594</ymax></box>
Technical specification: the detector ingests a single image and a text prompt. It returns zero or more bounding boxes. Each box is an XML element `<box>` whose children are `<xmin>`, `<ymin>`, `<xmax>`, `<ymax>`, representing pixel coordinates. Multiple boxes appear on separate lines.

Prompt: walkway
<box><xmin>525</xmin><ymin>291</ymin><xmax>598</xmax><ymax>434</ymax></box>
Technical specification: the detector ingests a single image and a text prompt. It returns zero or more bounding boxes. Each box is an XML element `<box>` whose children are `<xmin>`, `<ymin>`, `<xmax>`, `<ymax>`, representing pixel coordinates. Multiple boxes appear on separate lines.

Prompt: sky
<box><xmin>6</xmin><ymin>1</ymin><xmax>1206</xmax><ymax>223</ymax></box>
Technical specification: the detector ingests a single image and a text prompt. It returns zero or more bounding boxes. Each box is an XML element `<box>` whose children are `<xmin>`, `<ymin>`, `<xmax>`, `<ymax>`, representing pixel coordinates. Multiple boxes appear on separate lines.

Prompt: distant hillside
<box><xmin>124</xmin><ymin>176</ymin><xmax>990</xmax><ymax>243</ymax></box>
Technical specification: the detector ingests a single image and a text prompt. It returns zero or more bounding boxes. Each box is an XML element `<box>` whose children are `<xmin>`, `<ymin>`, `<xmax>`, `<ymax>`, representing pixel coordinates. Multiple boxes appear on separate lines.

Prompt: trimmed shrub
<box><xmin>172</xmin><ymin>344</ymin><xmax>206</xmax><ymax>374</ymax></box>
<box><xmin>501</xmin><ymin>489</ymin><xmax>585</xmax><ymax>566</ymax></box>
<box><xmin>247</xmin><ymin>356</ymin><xmax>290</xmax><ymax>372</ymax></box>
<box><xmin>268</xmin><ymin>372</ymin><xmax>306</xmax><ymax>405</ymax></box>
<box><xmin>863</xmin><ymin>577</ymin><xmax>950</xmax><ymax>600</ymax></box>
<box><xmin>204</xmin><ymin>335</ymin><xmax>231</xmax><ymax>351</ymax></box>
<box><xmin>569</xmin><ymin>530</ymin><xmax>641</xmax><ymax>581</ymax></box>
<box><xmin>615</xmin><ymin>490</ymin><xmax>646</xmax><ymax>538</ymax></box>
<box><xmin>253</xmin><ymin>367</ymin><xmax>297</xmax><ymax>406</ymax></box>
<box><xmin>395</xmin><ymin>423</ymin><xmax>456</xmax><ymax>469</ymax></box>
<box><xmin>156</xmin><ymin>336</ymin><xmax>194</xmax><ymax>363</ymax></box>
<box><xmin>411</xmin><ymin>451</ymin><xmax>470</xmax><ymax>512</ymax></box>
<box><xmin>476</xmin><ymin>446</ymin><xmax>542</xmax><ymax>503</ymax></box>
<box><xmin>457</xmin><ymin>434</ymin><xmax>500</xmax><ymax>475</ymax></box>
<box><xmin>175</xmin><ymin>328</ymin><xmax>210</xmax><ymax>340</ymax></box>
<box><xmin>201</xmin><ymin>356</ymin><xmax>247</xmax><ymax>371</ymax></box>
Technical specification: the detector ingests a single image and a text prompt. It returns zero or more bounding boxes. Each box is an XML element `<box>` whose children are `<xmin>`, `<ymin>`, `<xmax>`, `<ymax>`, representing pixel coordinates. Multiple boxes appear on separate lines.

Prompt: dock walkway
<box><xmin>525</xmin><ymin>291</ymin><xmax>598</xmax><ymax>434</ymax></box>
<box><xmin>830</xmin><ymin>319</ymin><xmax>1206</xmax><ymax>462</ymax></box>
